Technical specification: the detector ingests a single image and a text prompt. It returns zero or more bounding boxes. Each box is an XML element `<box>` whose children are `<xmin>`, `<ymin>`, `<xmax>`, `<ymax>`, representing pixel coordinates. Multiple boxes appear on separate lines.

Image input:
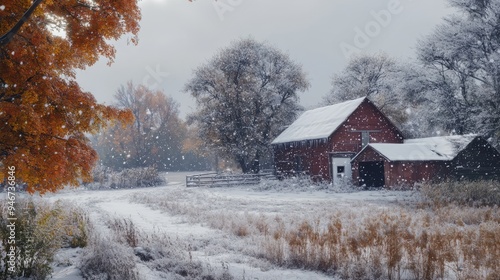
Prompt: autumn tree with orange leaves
<box><xmin>94</xmin><ymin>82</ymin><xmax>211</xmax><ymax>171</ymax></box>
<box><xmin>0</xmin><ymin>0</ymin><xmax>140</xmax><ymax>193</ymax></box>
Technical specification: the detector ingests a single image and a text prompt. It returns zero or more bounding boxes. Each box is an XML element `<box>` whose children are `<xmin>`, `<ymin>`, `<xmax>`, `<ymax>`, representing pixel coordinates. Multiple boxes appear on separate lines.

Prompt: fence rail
<box><xmin>186</xmin><ymin>172</ymin><xmax>275</xmax><ymax>187</ymax></box>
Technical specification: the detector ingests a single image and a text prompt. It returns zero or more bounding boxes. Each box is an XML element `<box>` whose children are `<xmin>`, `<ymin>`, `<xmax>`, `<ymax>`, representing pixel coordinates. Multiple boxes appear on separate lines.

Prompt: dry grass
<box><xmin>0</xmin><ymin>199</ymin><xmax>90</xmax><ymax>279</ymax></box>
<box><xmin>420</xmin><ymin>180</ymin><xmax>500</xmax><ymax>207</ymax></box>
<box><xmin>260</xmin><ymin>206</ymin><xmax>500</xmax><ymax>280</ymax></box>
<box><xmin>85</xmin><ymin>214</ymin><xmax>236</xmax><ymax>280</ymax></box>
<box><xmin>130</xmin><ymin>185</ymin><xmax>500</xmax><ymax>279</ymax></box>
<box><xmin>108</xmin><ymin>218</ymin><xmax>139</xmax><ymax>247</ymax></box>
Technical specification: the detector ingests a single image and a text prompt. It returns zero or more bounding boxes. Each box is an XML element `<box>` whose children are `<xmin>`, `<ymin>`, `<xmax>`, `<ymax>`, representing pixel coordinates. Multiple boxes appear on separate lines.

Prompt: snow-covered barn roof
<box><xmin>271</xmin><ymin>97</ymin><xmax>366</xmax><ymax>145</ymax></box>
<box><xmin>358</xmin><ymin>134</ymin><xmax>478</xmax><ymax>161</ymax></box>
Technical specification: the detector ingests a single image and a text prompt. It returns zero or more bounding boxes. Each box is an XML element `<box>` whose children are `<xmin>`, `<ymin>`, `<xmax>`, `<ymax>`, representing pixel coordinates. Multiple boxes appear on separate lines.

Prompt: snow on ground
<box><xmin>44</xmin><ymin>172</ymin><xmax>416</xmax><ymax>279</ymax></box>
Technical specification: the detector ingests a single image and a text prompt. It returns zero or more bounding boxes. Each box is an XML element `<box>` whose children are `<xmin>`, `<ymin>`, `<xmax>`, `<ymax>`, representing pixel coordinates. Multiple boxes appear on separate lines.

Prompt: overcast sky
<box><xmin>76</xmin><ymin>0</ymin><xmax>453</xmax><ymax>118</ymax></box>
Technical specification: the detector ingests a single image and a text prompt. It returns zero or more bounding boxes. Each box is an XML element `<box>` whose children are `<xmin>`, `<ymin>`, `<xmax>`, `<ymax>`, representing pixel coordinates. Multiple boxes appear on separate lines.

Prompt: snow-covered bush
<box><xmin>86</xmin><ymin>166</ymin><xmax>166</xmax><ymax>190</ymax></box>
<box><xmin>80</xmin><ymin>235</ymin><xmax>139</xmax><ymax>280</ymax></box>
<box><xmin>420</xmin><ymin>180</ymin><xmax>500</xmax><ymax>207</ymax></box>
<box><xmin>0</xmin><ymin>199</ymin><xmax>89</xmax><ymax>279</ymax></box>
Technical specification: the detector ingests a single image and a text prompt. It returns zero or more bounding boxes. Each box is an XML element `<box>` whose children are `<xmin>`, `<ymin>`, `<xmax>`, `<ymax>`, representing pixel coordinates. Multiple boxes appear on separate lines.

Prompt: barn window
<box><xmin>337</xmin><ymin>166</ymin><xmax>345</xmax><ymax>178</ymax></box>
<box><xmin>361</xmin><ymin>131</ymin><xmax>370</xmax><ymax>147</ymax></box>
<box><xmin>351</xmin><ymin>130</ymin><xmax>380</xmax><ymax>147</ymax></box>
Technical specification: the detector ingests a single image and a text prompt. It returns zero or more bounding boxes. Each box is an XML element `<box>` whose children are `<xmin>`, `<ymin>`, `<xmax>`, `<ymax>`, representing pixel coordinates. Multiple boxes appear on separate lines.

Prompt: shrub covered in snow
<box><xmin>0</xmin><ymin>199</ymin><xmax>89</xmax><ymax>279</ymax></box>
<box><xmin>85</xmin><ymin>166</ymin><xmax>166</xmax><ymax>190</ymax></box>
<box><xmin>80</xmin><ymin>236</ymin><xmax>140</xmax><ymax>280</ymax></box>
<box><xmin>420</xmin><ymin>180</ymin><xmax>500</xmax><ymax>207</ymax></box>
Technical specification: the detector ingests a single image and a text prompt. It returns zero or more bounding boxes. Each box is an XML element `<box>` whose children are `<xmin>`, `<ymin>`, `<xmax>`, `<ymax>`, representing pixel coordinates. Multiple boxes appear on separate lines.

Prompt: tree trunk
<box><xmin>236</xmin><ymin>155</ymin><xmax>250</xmax><ymax>173</ymax></box>
<box><xmin>250</xmin><ymin>151</ymin><xmax>260</xmax><ymax>174</ymax></box>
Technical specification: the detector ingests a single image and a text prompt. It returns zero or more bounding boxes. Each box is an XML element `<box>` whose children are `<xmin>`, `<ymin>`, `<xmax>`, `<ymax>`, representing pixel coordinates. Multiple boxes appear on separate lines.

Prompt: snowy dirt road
<box><xmin>44</xmin><ymin>172</ymin><xmax>415</xmax><ymax>279</ymax></box>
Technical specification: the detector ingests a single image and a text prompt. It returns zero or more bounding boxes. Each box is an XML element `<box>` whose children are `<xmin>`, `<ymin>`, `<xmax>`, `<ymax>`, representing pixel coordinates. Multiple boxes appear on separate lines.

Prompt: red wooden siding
<box><xmin>384</xmin><ymin>161</ymin><xmax>450</xmax><ymax>186</ymax></box>
<box><xmin>273</xmin><ymin>142</ymin><xmax>331</xmax><ymax>181</ymax></box>
<box><xmin>330</xmin><ymin>101</ymin><xmax>404</xmax><ymax>153</ymax></box>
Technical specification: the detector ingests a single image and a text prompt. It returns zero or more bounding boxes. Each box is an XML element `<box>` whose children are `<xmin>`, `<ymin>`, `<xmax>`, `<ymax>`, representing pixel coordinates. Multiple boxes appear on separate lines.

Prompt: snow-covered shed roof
<box><xmin>271</xmin><ymin>97</ymin><xmax>366</xmax><ymax>145</ymax></box>
<box><xmin>358</xmin><ymin>134</ymin><xmax>478</xmax><ymax>161</ymax></box>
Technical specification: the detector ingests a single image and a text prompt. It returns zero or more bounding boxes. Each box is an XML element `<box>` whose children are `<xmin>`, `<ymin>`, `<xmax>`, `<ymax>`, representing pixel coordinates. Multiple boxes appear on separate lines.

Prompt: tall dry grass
<box><xmin>131</xmin><ymin>184</ymin><xmax>500</xmax><ymax>279</ymax></box>
<box><xmin>261</xmin><ymin>207</ymin><xmax>500</xmax><ymax>280</ymax></box>
<box><xmin>420</xmin><ymin>180</ymin><xmax>500</xmax><ymax>207</ymax></box>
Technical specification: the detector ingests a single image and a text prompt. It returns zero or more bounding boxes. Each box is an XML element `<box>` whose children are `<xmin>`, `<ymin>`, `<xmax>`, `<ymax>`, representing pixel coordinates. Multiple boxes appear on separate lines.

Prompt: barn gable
<box><xmin>272</xmin><ymin>97</ymin><xmax>366</xmax><ymax>146</ymax></box>
<box><xmin>272</xmin><ymin>97</ymin><xmax>404</xmax><ymax>148</ymax></box>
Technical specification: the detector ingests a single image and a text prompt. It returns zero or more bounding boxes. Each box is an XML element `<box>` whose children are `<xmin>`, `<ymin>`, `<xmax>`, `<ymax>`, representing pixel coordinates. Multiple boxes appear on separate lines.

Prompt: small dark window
<box><xmin>337</xmin><ymin>166</ymin><xmax>345</xmax><ymax>173</ymax></box>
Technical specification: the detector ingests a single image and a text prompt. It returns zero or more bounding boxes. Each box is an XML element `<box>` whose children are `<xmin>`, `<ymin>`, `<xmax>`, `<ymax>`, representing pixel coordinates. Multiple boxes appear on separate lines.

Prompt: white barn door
<box><xmin>331</xmin><ymin>157</ymin><xmax>352</xmax><ymax>185</ymax></box>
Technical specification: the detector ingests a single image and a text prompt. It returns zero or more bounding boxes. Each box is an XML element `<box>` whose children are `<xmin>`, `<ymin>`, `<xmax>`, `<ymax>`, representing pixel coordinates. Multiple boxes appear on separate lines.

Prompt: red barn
<box><xmin>272</xmin><ymin>98</ymin><xmax>500</xmax><ymax>187</ymax></box>
<box><xmin>271</xmin><ymin>97</ymin><xmax>404</xmax><ymax>183</ymax></box>
<box><xmin>351</xmin><ymin>135</ymin><xmax>500</xmax><ymax>187</ymax></box>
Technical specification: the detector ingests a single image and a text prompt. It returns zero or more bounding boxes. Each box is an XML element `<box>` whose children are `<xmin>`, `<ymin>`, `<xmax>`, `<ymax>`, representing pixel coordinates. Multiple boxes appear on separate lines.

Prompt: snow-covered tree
<box><xmin>323</xmin><ymin>53</ymin><xmax>412</xmax><ymax>133</ymax></box>
<box><xmin>387</xmin><ymin>62</ymin><xmax>441</xmax><ymax>137</ymax></box>
<box><xmin>185</xmin><ymin>38</ymin><xmax>309</xmax><ymax>173</ymax></box>
<box><xmin>417</xmin><ymin>0</ymin><xmax>500</xmax><ymax>144</ymax></box>
<box><xmin>324</xmin><ymin>53</ymin><xmax>397</xmax><ymax>104</ymax></box>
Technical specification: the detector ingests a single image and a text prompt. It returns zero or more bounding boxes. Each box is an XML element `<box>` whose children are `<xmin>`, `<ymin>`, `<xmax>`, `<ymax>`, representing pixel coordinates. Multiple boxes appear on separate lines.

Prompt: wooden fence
<box><xmin>186</xmin><ymin>172</ymin><xmax>276</xmax><ymax>187</ymax></box>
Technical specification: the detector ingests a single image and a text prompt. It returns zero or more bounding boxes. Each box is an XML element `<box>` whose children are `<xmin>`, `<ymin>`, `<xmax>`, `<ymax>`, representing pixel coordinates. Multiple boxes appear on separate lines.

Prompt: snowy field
<box><xmin>38</xmin><ymin>172</ymin><xmax>423</xmax><ymax>280</ymax></box>
<box><xmin>32</xmin><ymin>172</ymin><xmax>500</xmax><ymax>280</ymax></box>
